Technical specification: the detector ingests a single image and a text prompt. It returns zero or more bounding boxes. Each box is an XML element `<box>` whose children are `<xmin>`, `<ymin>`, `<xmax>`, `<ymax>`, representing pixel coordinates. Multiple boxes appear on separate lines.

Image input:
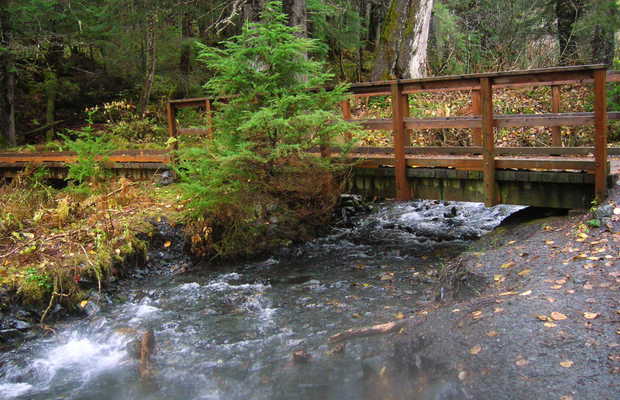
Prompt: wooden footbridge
<box><xmin>1</xmin><ymin>64</ymin><xmax>619</xmax><ymax>209</ymax></box>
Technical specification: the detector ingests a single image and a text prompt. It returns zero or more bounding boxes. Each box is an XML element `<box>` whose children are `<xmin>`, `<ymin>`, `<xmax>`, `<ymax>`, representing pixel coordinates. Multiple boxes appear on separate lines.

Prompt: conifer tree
<box><xmin>177</xmin><ymin>1</ymin><xmax>357</xmax><ymax>258</ymax></box>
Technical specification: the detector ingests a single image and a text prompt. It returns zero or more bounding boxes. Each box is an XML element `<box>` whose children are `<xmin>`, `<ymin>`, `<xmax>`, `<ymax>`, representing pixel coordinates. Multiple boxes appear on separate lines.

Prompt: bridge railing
<box><xmin>337</xmin><ymin>65</ymin><xmax>611</xmax><ymax>205</ymax></box>
<box><xmin>167</xmin><ymin>65</ymin><xmax>615</xmax><ymax>206</ymax></box>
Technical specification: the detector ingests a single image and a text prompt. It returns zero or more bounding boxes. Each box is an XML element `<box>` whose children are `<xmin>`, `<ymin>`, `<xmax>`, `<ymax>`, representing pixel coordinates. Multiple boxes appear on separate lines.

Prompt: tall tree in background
<box><xmin>0</xmin><ymin>0</ymin><xmax>16</xmax><ymax>146</ymax></box>
<box><xmin>587</xmin><ymin>0</ymin><xmax>619</xmax><ymax>64</ymax></box>
<box><xmin>372</xmin><ymin>0</ymin><xmax>434</xmax><ymax>79</ymax></box>
<box><xmin>555</xmin><ymin>0</ymin><xmax>585</xmax><ymax>65</ymax></box>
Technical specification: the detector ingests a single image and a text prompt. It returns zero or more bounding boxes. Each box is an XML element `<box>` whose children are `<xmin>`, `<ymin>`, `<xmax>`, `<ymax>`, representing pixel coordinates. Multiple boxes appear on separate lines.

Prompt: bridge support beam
<box><xmin>481</xmin><ymin>77</ymin><xmax>496</xmax><ymax>207</ymax></box>
<box><xmin>594</xmin><ymin>69</ymin><xmax>608</xmax><ymax>202</ymax></box>
<box><xmin>391</xmin><ymin>82</ymin><xmax>411</xmax><ymax>201</ymax></box>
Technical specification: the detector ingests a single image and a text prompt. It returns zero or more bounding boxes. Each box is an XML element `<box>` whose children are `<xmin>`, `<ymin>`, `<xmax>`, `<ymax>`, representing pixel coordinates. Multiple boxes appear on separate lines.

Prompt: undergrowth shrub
<box><xmin>59</xmin><ymin>112</ymin><xmax>116</xmax><ymax>191</ymax></box>
<box><xmin>177</xmin><ymin>1</ymin><xmax>359</xmax><ymax>259</ymax></box>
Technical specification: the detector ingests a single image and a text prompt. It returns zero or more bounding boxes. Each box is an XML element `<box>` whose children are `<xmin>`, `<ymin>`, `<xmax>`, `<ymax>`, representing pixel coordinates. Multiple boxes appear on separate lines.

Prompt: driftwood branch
<box><xmin>328</xmin><ymin>319</ymin><xmax>409</xmax><ymax>344</ymax></box>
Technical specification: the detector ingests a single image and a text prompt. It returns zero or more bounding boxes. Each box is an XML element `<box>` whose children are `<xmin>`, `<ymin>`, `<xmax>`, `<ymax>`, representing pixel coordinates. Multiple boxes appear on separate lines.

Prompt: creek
<box><xmin>0</xmin><ymin>200</ymin><xmax>521</xmax><ymax>400</ymax></box>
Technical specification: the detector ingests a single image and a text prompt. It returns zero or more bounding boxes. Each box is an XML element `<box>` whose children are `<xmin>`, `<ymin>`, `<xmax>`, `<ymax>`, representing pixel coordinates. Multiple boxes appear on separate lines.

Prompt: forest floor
<box><xmin>372</xmin><ymin>185</ymin><xmax>620</xmax><ymax>399</ymax></box>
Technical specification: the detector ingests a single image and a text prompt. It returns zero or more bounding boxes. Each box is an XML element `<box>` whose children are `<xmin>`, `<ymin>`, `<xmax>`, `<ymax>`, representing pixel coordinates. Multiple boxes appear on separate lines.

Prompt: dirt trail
<box><xmin>372</xmin><ymin>186</ymin><xmax>620</xmax><ymax>399</ymax></box>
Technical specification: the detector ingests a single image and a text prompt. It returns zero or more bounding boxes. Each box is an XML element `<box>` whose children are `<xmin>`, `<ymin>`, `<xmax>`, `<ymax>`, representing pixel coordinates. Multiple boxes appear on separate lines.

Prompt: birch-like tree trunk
<box><xmin>372</xmin><ymin>0</ymin><xmax>434</xmax><ymax>80</ymax></box>
<box><xmin>555</xmin><ymin>0</ymin><xmax>584</xmax><ymax>65</ymax></box>
<box><xmin>138</xmin><ymin>12</ymin><xmax>157</xmax><ymax>115</ymax></box>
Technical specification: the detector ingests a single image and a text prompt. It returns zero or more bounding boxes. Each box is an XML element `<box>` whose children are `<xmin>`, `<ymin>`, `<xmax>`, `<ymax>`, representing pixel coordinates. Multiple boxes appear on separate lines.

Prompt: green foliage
<box><xmin>177</xmin><ymin>1</ymin><xmax>357</xmax><ymax>258</ymax></box>
<box><xmin>59</xmin><ymin>112</ymin><xmax>116</xmax><ymax>188</ymax></box>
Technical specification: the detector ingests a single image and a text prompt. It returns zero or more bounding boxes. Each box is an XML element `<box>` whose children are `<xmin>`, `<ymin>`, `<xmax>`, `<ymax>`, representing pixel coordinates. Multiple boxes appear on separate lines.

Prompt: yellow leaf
<box><xmin>486</xmin><ymin>330</ymin><xmax>498</xmax><ymax>337</ymax></box>
<box><xmin>499</xmin><ymin>291</ymin><xmax>517</xmax><ymax>296</ymax></box>
<box><xmin>583</xmin><ymin>312</ymin><xmax>599</xmax><ymax>320</ymax></box>
<box><xmin>519</xmin><ymin>290</ymin><xmax>532</xmax><ymax>296</ymax></box>
<box><xmin>544</xmin><ymin>322</ymin><xmax>557</xmax><ymax>328</ymax></box>
<box><xmin>545</xmin><ymin>240</ymin><xmax>554</xmax><ymax>245</ymax></box>
<box><xmin>394</xmin><ymin>312</ymin><xmax>405</xmax><ymax>320</ymax></box>
<box><xmin>471</xmin><ymin>310</ymin><xmax>483</xmax><ymax>319</ymax></box>
<box><xmin>494</xmin><ymin>307</ymin><xmax>504</xmax><ymax>313</ymax></box>
<box><xmin>550</xmin><ymin>312</ymin><xmax>567</xmax><ymax>321</ymax></box>
<box><xmin>515</xmin><ymin>358</ymin><xmax>529</xmax><ymax>367</ymax></box>
<box><xmin>560</xmin><ymin>360</ymin><xmax>573</xmax><ymax>368</ymax></box>
<box><xmin>518</xmin><ymin>269</ymin><xmax>531</xmax><ymax>276</ymax></box>
<box><xmin>494</xmin><ymin>274</ymin><xmax>505</xmax><ymax>283</ymax></box>
<box><xmin>80</xmin><ymin>300</ymin><xmax>89</xmax><ymax>308</ymax></box>
<box><xmin>469</xmin><ymin>345</ymin><xmax>482</xmax><ymax>355</ymax></box>
<box><xmin>550</xmin><ymin>285</ymin><xmax>563</xmax><ymax>289</ymax></box>
<box><xmin>577</xmin><ymin>232</ymin><xmax>588</xmax><ymax>239</ymax></box>
<box><xmin>500</xmin><ymin>262</ymin><xmax>515</xmax><ymax>269</ymax></box>
<box><xmin>164</xmin><ymin>241</ymin><xmax>172</xmax><ymax>248</ymax></box>
<box><xmin>537</xmin><ymin>315</ymin><xmax>549</xmax><ymax>321</ymax></box>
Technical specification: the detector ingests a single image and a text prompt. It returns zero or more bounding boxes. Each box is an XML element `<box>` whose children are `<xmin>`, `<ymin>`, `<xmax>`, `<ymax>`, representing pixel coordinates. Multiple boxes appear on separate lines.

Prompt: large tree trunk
<box><xmin>0</xmin><ymin>0</ymin><xmax>15</xmax><ymax>146</ymax></box>
<box><xmin>138</xmin><ymin>13</ymin><xmax>157</xmax><ymax>116</ymax></box>
<box><xmin>372</xmin><ymin>0</ymin><xmax>434</xmax><ymax>80</ymax></box>
<box><xmin>243</xmin><ymin>0</ymin><xmax>265</xmax><ymax>22</ymax></box>
<box><xmin>555</xmin><ymin>0</ymin><xmax>585</xmax><ymax>65</ymax></box>
<box><xmin>285</xmin><ymin>0</ymin><xmax>307</xmax><ymax>37</ymax></box>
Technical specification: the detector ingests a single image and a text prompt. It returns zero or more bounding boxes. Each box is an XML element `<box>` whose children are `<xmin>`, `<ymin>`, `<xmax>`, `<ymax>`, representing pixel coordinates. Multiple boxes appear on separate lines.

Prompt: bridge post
<box><xmin>341</xmin><ymin>99</ymin><xmax>353</xmax><ymax>142</ymax></box>
<box><xmin>391</xmin><ymin>81</ymin><xmax>411</xmax><ymax>201</ymax></box>
<box><xmin>480</xmin><ymin>77</ymin><xmax>496</xmax><ymax>207</ymax></box>
<box><xmin>471</xmin><ymin>90</ymin><xmax>482</xmax><ymax>146</ymax></box>
<box><xmin>166</xmin><ymin>102</ymin><xmax>178</xmax><ymax>150</ymax></box>
<box><xmin>551</xmin><ymin>85</ymin><xmax>562</xmax><ymax>147</ymax></box>
<box><xmin>205</xmin><ymin>99</ymin><xmax>214</xmax><ymax>139</ymax></box>
<box><xmin>593</xmin><ymin>69</ymin><xmax>608</xmax><ymax>202</ymax></box>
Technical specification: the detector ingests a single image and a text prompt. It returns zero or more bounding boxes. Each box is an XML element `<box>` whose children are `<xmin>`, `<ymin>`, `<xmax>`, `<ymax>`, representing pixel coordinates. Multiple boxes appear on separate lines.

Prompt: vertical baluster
<box><xmin>471</xmin><ymin>90</ymin><xmax>482</xmax><ymax>146</ymax></box>
<box><xmin>551</xmin><ymin>85</ymin><xmax>562</xmax><ymax>147</ymax></box>
<box><xmin>391</xmin><ymin>82</ymin><xmax>411</xmax><ymax>201</ymax></box>
<box><xmin>593</xmin><ymin>69</ymin><xmax>608</xmax><ymax>202</ymax></box>
<box><xmin>480</xmin><ymin>78</ymin><xmax>496</xmax><ymax>207</ymax></box>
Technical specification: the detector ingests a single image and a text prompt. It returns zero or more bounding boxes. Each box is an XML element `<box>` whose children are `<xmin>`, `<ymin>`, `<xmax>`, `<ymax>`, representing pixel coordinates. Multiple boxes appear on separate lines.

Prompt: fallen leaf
<box><xmin>546</xmin><ymin>297</ymin><xmax>556</xmax><ymax>303</ymax></box>
<box><xmin>494</xmin><ymin>307</ymin><xmax>504</xmax><ymax>313</ymax></box>
<box><xmin>518</xmin><ymin>269</ymin><xmax>532</xmax><ymax>276</ymax></box>
<box><xmin>519</xmin><ymin>290</ymin><xmax>532</xmax><ymax>296</ymax></box>
<box><xmin>560</xmin><ymin>396</ymin><xmax>574</xmax><ymax>400</ymax></box>
<box><xmin>614</xmin><ymin>207</ymin><xmax>620</xmax><ymax>215</ymax></box>
<box><xmin>499</xmin><ymin>291</ymin><xmax>517</xmax><ymax>296</ymax></box>
<box><xmin>394</xmin><ymin>312</ymin><xmax>405</xmax><ymax>320</ymax></box>
<box><xmin>79</xmin><ymin>300</ymin><xmax>88</xmax><ymax>308</ymax></box>
<box><xmin>583</xmin><ymin>312</ymin><xmax>599</xmax><ymax>320</ymax></box>
<box><xmin>469</xmin><ymin>345</ymin><xmax>482</xmax><ymax>355</ymax></box>
<box><xmin>471</xmin><ymin>310</ymin><xmax>483</xmax><ymax>319</ymax></box>
<box><xmin>555</xmin><ymin>278</ymin><xmax>567</xmax><ymax>284</ymax></box>
<box><xmin>515</xmin><ymin>358</ymin><xmax>529</xmax><ymax>367</ymax></box>
<box><xmin>551</xmin><ymin>285</ymin><xmax>563</xmax><ymax>289</ymax></box>
<box><xmin>500</xmin><ymin>262</ymin><xmax>515</xmax><ymax>269</ymax></box>
<box><xmin>550</xmin><ymin>312</ymin><xmax>567</xmax><ymax>321</ymax></box>
<box><xmin>577</xmin><ymin>232</ymin><xmax>588</xmax><ymax>239</ymax></box>
<box><xmin>545</xmin><ymin>240</ymin><xmax>554</xmax><ymax>245</ymax></box>
<box><xmin>494</xmin><ymin>274</ymin><xmax>505</xmax><ymax>283</ymax></box>
<box><xmin>163</xmin><ymin>241</ymin><xmax>172</xmax><ymax>248</ymax></box>
<box><xmin>560</xmin><ymin>360</ymin><xmax>573</xmax><ymax>368</ymax></box>
<box><xmin>487</xmin><ymin>330</ymin><xmax>498</xmax><ymax>337</ymax></box>
<box><xmin>537</xmin><ymin>315</ymin><xmax>549</xmax><ymax>321</ymax></box>
<box><xmin>458</xmin><ymin>371</ymin><xmax>467</xmax><ymax>380</ymax></box>
<box><xmin>544</xmin><ymin>322</ymin><xmax>557</xmax><ymax>328</ymax></box>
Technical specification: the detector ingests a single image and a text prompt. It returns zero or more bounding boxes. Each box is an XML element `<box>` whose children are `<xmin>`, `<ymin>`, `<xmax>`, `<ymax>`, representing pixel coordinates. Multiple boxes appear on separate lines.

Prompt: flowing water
<box><xmin>0</xmin><ymin>200</ymin><xmax>522</xmax><ymax>400</ymax></box>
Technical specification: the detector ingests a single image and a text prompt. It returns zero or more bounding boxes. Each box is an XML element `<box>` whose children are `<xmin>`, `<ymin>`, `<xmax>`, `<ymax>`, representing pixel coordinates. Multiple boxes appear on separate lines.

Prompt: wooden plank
<box><xmin>495</xmin><ymin>112</ymin><xmax>593</xmax><ymax>128</ymax></box>
<box><xmin>471</xmin><ymin>90</ymin><xmax>482</xmax><ymax>146</ymax></box>
<box><xmin>481</xmin><ymin>77</ymin><xmax>496</xmax><ymax>206</ymax></box>
<box><xmin>401</xmin><ymin>92</ymin><xmax>411</xmax><ymax>146</ymax></box>
<box><xmin>495</xmin><ymin>147</ymin><xmax>593</xmax><ymax>156</ymax></box>
<box><xmin>355</xmin><ymin>119</ymin><xmax>393</xmax><ymax>130</ymax></box>
<box><xmin>177</xmin><ymin>128</ymin><xmax>211</xmax><ymax>136</ymax></box>
<box><xmin>594</xmin><ymin>69</ymin><xmax>608</xmax><ymax>201</ymax></box>
<box><xmin>391</xmin><ymin>82</ymin><xmax>411</xmax><ymax>200</ymax></box>
<box><xmin>494</xmin><ymin>158</ymin><xmax>596</xmax><ymax>171</ymax></box>
<box><xmin>551</xmin><ymin>85</ymin><xmax>562</xmax><ymax>146</ymax></box>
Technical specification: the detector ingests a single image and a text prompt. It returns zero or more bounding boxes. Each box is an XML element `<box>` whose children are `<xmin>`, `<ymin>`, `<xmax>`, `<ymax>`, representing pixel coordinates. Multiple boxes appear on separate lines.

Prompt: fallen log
<box><xmin>328</xmin><ymin>319</ymin><xmax>409</xmax><ymax>344</ymax></box>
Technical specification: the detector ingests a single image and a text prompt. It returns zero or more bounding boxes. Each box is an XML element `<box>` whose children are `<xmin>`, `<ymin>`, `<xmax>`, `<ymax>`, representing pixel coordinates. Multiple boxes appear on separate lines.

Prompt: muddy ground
<box><xmin>370</xmin><ymin>189</ymin><xmax>620</xmax><ymax>399</ymax></box>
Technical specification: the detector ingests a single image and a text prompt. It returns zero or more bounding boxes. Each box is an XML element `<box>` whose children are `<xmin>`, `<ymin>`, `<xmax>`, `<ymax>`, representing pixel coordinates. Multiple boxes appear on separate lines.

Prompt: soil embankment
<box><xmin>370</xmin><ymin>190</ymin><xmax>620</xmax><ymax>399</ymax></box>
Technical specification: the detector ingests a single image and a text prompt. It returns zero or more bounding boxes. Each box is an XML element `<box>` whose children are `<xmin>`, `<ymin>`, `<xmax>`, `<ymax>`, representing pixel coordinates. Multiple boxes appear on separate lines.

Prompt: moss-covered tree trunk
<box><xmin>371</xmin><ymin>0</ymin><xmax>434</xmax><ymax>80</ymax></box>
<box><xmin>590</xmin><ymin>0</ymin><xmax>617</xmax><ymax>65</ymax></box>
<box><xmin>0</xmin><ymin>0</ymin><xmax>15</xmax><ymax>147</ymax></box>
<box><xmin>138</xmin><ymin>12</ymin><xmax>157</xmax><ymax>115</ymax></box>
